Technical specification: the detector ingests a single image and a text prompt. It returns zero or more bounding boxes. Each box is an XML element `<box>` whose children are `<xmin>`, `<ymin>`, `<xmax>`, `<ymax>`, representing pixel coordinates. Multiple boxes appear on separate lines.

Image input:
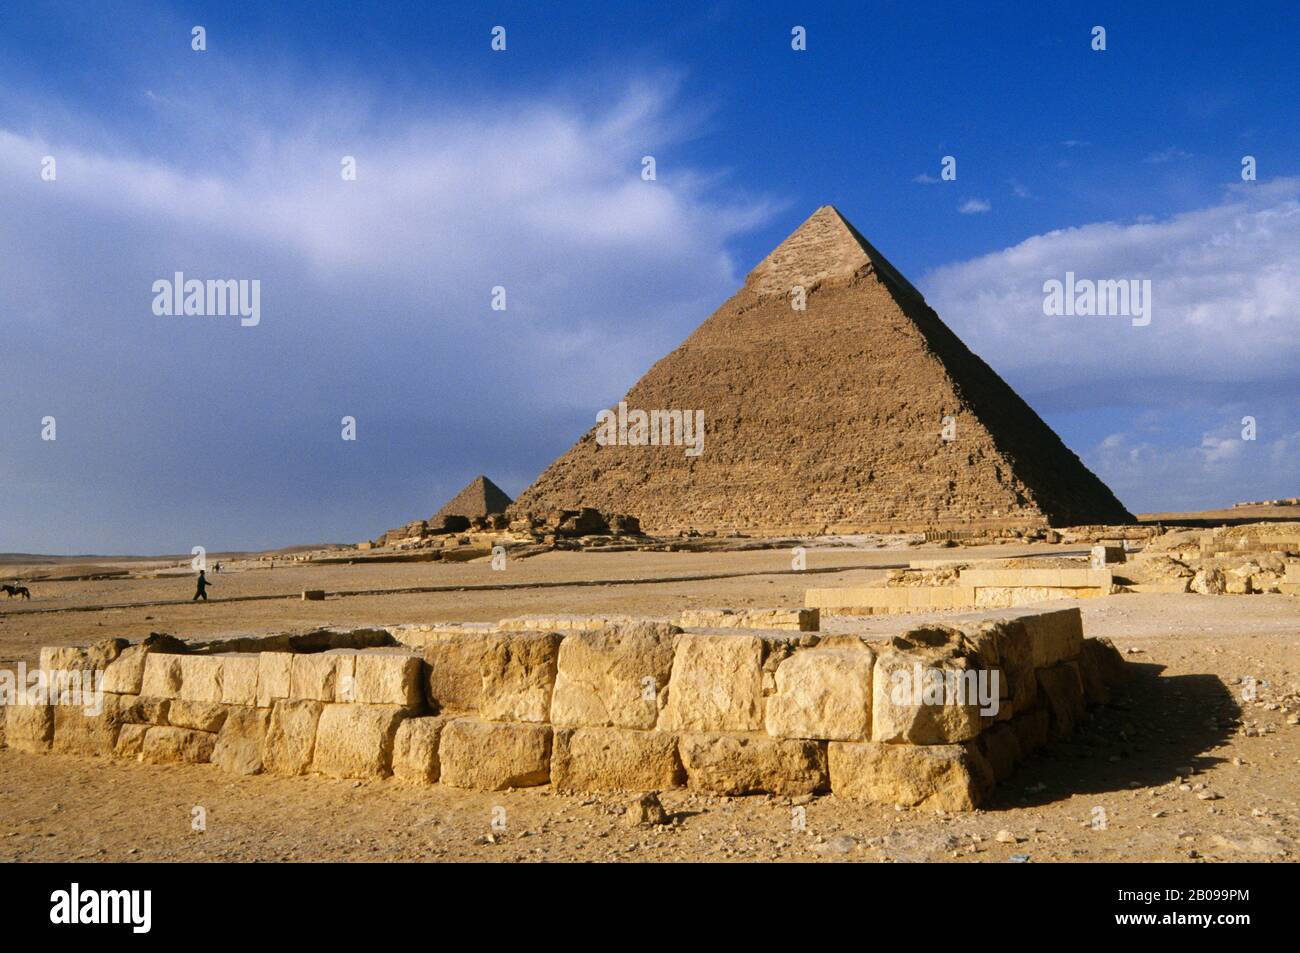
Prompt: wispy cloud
<box><xmin>958</xmin><ymin>198</ymin><xmax>991</xmax><ymax>214</ymax></box>
<box><xmin>0</xmin><ymin>77</ymin><xmax>775</xmax><ymax>552</ymax></box>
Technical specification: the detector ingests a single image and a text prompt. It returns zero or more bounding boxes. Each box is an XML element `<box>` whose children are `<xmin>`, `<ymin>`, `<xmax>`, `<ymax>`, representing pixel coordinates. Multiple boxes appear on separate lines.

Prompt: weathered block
<box><xmin>140</xmin><ymin>654</ymin><xmax>183</xmax><ymax>698</ymax></box>
<box><xmin>211</xmin><ymin>706</ymin><xmax>271</xmax><ymax>776</ymax></box>
<box><xmin>828</xmin><ymin>740</ymin><xmax>991</xmax><ymax>811</ymax></box>
<box><xmin>551</xmin><ymin>727</ymin><xmax>683</xmax><ymax>792</ymax></box>
<box><xmin>678</xmin><ymin>733</ymin><xmax>827</xmax><ymax>796</ymax></box>
<box><xmin>479</xmin><ymin>631</ymin><xmax>562</xmax><ymax>723</ymax></box>
<box><xmin>220</xmin><ymin>656</ymin><xmax>259</xmax><ymax>706</ymax></box>
<box><xmin>351</xmin><ymin>654</ymin><xmax>423</xmax><ymax>708</ymax></box>
<box><xmin>764</xmin><ymin>646</ymin><xmax>873</xmax><ymax>741</ymax></box>
<box><xmin>115</xmin><ymin>694</ymin><xmax>169</xmax><ymax>726</ymax></box>
<box><xmin>1010</xmin><ymin>707</ymin><xmax>1049</xmax><ymax>755</ymax></box>
<box><xmin>102</xmin><ymin>645</ymin><xmax>151</xmax><ymax>695</ymax></box>
<box><xmin>256</xmin><ymin>652</ymin><xmax>293</xmax><ymax>708</ymax></box>
<box><xmin>140</xmin><ymin>726</ymin><xmax>216</xmax><ymax>764</ymax></box>
<box><xmin>290</xmin><ymin>653</ymin><xmax>353</xmax><ymax>703</ymax></box>
<box><xmin>871</xmin><ymin>638</ymin><xmax>986</xmax><ymax>745</ymax></box>
<box><xmin>1023</xmin><ymin>608</ymin><xmax>1084</xmax><ymax>668</ymax></box>
<box><xmin>677</xmin><ymin>608</ymin><xmax>818</xmax><ymax>632</ymax></box>
<box><xmin>114</xmin><ymin>723</ymin><xmax>148</xmax><ymax>759</ymax></box>
<box><xmin>659</xmin><ymin>634</ymin><xmax>765</xmax><ymax>732</ymax></box>
<box><xmin>178</xmin><ymin>655</ymin><xmax>224</xmax><ymax>703</ymax></box>
<box><xmin>52</xmin><ymin>702</ymin><xmax>124</xmax><ymax>756</ymax></box>
<box><xmin>166</xmin><ymin>699</ymin><xmax>229</xmax><ymax>733</ymax></box>
<box><xmin>3</xmin><ymin>702</ymin><xmax>53</xmax><ymax>753</ymax></box>
<box><xmin>438</xmin><ymin>719</ymin><xmax>552</xmax><ymax>790</ymax></box>
<box><xmin>422</xmin><ymin>631</ymin><xmax>497</xmax><ymax>712</ymax></box>
<box><xmin>549</xmin><ymin>622</ymin><xmax>678</xmax><ymax>730</ymax></box>
<box><xmin>391</xmin><ymin>716</ymin><xmax>449</xmax><ymax>783</ymax></box>
<box><xmin>311</xmin><ymin>704</ymin><xmax>406</xmax><ymax>779</ymax></box>
<box><xmin>1036</xmin><ymin>661</ymin><xmax>1086</xmax><ymax>740</ymax></box>
<box><xmin>984</xmin><ymin>619</ymin><xmax>1037</xmax><ymax>714</ymax></box>
<box><xmin>262</xmin><ymin>699</ymin><xmax>324</xmax><ymax>775</ymax></box>
<box><xmin>978</xmin><ymin>722</ymin><xmax>1023</xmax><ymax>782</ymax></box>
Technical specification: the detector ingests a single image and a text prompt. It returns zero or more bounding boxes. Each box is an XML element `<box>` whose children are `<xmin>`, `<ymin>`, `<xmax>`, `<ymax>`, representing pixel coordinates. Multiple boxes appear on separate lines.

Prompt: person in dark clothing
<box><xmin>193</xmin><ymin>569</ymin><xmax>213</xmax><ymax>602</ymax></box>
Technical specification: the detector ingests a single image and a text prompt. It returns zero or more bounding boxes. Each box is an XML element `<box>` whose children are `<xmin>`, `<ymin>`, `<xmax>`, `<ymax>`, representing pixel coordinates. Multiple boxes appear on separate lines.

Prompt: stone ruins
<box><xmin>4</xmin><ymin>605</ymin><xmax>1130</xmax><ymax>811</ymax></box>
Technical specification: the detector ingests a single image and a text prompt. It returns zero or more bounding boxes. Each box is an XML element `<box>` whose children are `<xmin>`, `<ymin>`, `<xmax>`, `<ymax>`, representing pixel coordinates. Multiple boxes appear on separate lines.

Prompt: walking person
<box><xmin>192</xmin><ymin>569</ymin><xmax>213</xmax><ymax>602</ymax></box>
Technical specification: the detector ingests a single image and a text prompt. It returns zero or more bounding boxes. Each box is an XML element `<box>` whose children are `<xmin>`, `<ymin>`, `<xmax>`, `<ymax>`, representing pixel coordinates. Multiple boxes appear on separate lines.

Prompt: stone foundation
<box><xmin>2</xmin><ymin>607</ymin><xmax>1128</xmax><ymax>810</ymax></box>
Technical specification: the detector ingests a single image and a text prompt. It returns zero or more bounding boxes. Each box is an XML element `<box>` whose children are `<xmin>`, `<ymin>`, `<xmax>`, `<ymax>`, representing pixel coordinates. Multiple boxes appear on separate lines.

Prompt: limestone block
<box><xmin>984</xmin><ymin>619</ymin><xmax>1037</xmax><ymax>714</ymax></box>
<box><xmin>677</xmin><ymin>608</ymin><xmax>818</xmax><ymax>632</ymax></box>
<box><xmin>551</xmin><ymin>727</ymin><xmax>683</xmax><ymax>793</ymax></box>
<box><xmin>437</xmin><ymin>719</ymin><xmax>551</xmax><ymax>790</ymax></box>
<box><xmin>140</xmin><ymin>654</ymin><xmax>183</xmax><ymax>698</ymax></box>
<box><xmin>978</xmin><ymin>722</ymin><xmax>1023</xmax><ymax>782</ymax></box>
<box><xmin>1036</xmin><ymin>661</ymin><xmax>1086</xmax><ymax>740</ymax></box>
<box><xmin>140</xmin><ymin>726</ymin><xmax>216</xmax><ymax>765</ymax></box>
<box><xmin>828</xmin><ymin>740</ymin><xmax>991</xmax><ymax>811</ymax></box>
<box><xmin>311</xmin><ymin>704</ymin><xmax>406</xmax><ymax>779</ymax></box>
<box><xmin>1010</xmin><ymin>708</ymin><xmax>1049</xmax><ymax>755</ymax></box>
<box><xmin>351</xmin><ymin>654</ymin><xmax>423</xmax><ymax>708</ymax></box>
<box><xmin>114</xmin><ymin>723</ymin><xmax>148</xmax><ymax>759</ymax></box>
<box><xmin>290</xmin><ymin>653</ymin><xmax>354</xmax><ymax>703</ymax></box>
<box><xmin>659</xmin><ymin>634</ymin><xmax>764</xmax><ymax>733</ymax></box>
<box><xmin>391</xmin><ymin>716</ymin><xmax>449</xmax><ymax>783</ymax></box>
<box><xmin>263</xmin><ymin>699</ymin><xmax>324</xmax><ymax>775</ymax></box>
<box><xmin>499</xmin><ymin>615</ymin><xmax>633</xmax><ymax>632</ymax></box>
<box><xmin>4</xmin><ymin>701</ymin><xmax>53</xmax><ymax>752</ymax></box>
<box><xmin>1081</xmin><ymin>637</ymin><xmax>1127</xmax><ymax>687</ymax></box>
<box><xmin>1022</xmin><ymin>608</ymin><xmax>1084</xmax><ymax>668</ymax></box>
<box><xmin>167</xmin><ymin>699</ymin><xmax>229</xmax><ymax>733</ymax></box>
<box><xmin>115</xmin><ymin>694</ymin><xmax>169</xmax><ymax>726</ymax></box>
<box><xmin>178</xmin><ymin>655</ymin><xmax>224</xmax><ymax>703</ymax></box>
<box><xmin>220</xmin><ymin>656</ymin><xmax>259</xmax><ymax>706</ymax></box>
<box><xmin>871</xmin><ymin>637</ymin><xmax>986</xmax><ymax>745</ymax></box>
<box><xmin>421</xmin><ymin>631</ymin><xmax>498</xmax><ymax>712</ymax></box>
<box><xmin>678</xmin><ymin>733</ymin><xmax>827</xmax><ymax>796</ymax></box>
<box><xmin>549</xmin><ymin>622</ymin><xmax>678</xmax><ymax>730</ymax></box>
<box><xmin>764</xmin><ymin>646</ymin><xmax>874</xmax><ymax>741</ymax></box>
<box><xmin>211</xmin><ymin>706</ymin><xmax>271</xmax><ymax>776</ymax></box>
<box><xmin>50</xmin><ymin>702</ymin><xmax>120</xmax><ymax>757</ymax></box>
<box><xmin>102</xmin><ymin>644</ymin><xmax>151</xmax><ymax>695</ymax></box>
<box><xmin>479</xmin><ymin>631</ymin><xmax>562</xmax><ymax>723</ymax></box>
<box><xmin>256</xmin><ymin>652</ymin><xmax>293</xmax><ymax>708</ymax></box>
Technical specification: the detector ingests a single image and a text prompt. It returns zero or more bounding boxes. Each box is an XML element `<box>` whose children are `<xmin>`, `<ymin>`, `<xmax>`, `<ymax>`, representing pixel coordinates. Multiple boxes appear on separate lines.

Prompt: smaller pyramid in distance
<box><xmin>433</xmin><ymin>475</ymin><xmax>513</xmax><ymax>521</ymax></box>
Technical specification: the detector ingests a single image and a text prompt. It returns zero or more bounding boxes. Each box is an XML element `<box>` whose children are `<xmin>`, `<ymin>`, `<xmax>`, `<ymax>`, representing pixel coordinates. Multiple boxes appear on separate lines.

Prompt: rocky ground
<box><xmin>0</xmin><ymin>541</ymin><xmax>1296</xmax><ymax>863</ymax></box>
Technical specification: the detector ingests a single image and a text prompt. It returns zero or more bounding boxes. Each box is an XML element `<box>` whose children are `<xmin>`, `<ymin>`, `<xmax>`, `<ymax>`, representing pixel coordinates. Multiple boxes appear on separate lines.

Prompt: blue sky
<box><xmin>2</xmin><ymin>1</ymin><xmax>1298</xmax><ymax>553</ymax></box>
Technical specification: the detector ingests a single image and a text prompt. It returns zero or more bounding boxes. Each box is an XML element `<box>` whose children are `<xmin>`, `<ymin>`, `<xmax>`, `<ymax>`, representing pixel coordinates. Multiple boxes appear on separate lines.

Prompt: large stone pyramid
<box><xmin>511</xmin><ymin>206</ymin><xmax>1133</xmax><ymax>533</ymax></box>
<box><xmin>434</xmin><ymin>475</ymin><xmax>513</xmax><ymax>521</ymax></box>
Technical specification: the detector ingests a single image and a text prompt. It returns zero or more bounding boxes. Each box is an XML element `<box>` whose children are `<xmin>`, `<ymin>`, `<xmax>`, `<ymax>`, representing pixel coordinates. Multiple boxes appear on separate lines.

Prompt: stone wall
<box><xmin>2</xmin><ymin>608</ymin><xmax>1127</xmax><ymax>811</ymax></box>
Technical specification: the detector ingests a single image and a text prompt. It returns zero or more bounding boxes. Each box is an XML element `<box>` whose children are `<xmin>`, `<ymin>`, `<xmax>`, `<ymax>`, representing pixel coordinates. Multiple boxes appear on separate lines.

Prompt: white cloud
<box><xmin>913</xmin><ymin>172</ymin><xmax>940</xmax><ymax>184</ymax></box>
<box><xmin>959</xmin><ymin>198</ymin><xmax>990</xmax><ymax>214</ymax></box>
<box><xmin>0</xmin><ymin>80</ymin><xmax>776</xmax><ymax>551</ymax></box>
<box><xmin>921</xmin><ymin>178</ymin><xmax>1300</xmax><ymax>405</ymax></box>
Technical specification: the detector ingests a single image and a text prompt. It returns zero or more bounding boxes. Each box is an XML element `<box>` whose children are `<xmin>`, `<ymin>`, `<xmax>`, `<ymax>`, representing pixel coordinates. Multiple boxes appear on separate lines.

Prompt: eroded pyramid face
<box><xmin>510</xmin><ymin>207</ymin><xmax>1132</xmax><ymax>533</ymax></box>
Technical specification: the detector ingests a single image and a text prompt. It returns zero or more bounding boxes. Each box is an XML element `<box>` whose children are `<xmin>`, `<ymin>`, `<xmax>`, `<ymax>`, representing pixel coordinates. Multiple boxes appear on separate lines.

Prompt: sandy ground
<box><xmin>1</xmin><ymin>543</ymin><xmax>1297</xmax><ymax>863</ymax></box>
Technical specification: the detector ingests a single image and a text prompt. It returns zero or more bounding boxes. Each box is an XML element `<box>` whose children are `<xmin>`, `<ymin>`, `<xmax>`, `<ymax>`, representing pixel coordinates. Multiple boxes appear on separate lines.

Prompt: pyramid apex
<box><xmin>745</xmin><ymin>205</ymin><xmax>922</xmax><ymax>302</ymax></box>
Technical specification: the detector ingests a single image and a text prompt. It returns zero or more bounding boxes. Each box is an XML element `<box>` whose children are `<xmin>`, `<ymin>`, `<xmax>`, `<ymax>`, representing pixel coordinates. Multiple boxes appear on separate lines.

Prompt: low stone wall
<box><xmin>807</xmin><ymin>569</ymin><xmax>1113</xmax><ymax>615</ymax></box>
<box><xmin>2</xmin><ymin>608</ymin><xmax>1128</xmax><ymax>811</ymax></box>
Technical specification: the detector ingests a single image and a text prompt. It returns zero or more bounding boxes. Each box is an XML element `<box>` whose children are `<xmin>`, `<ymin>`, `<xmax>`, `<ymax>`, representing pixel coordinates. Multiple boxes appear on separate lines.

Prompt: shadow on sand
<box><xmin>990</xmin><ymin>661</ymin><xmax>1240</xmax><ymax>809</ymax></box>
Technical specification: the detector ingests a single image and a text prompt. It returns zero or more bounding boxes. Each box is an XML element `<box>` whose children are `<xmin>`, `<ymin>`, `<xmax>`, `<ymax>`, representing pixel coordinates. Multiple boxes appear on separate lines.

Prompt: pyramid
<box><xmin>434</xmin><ymin>475</ymin><xmax>513</xmax><ymax>521</ymax></box>
<box><xmin>510</xmin><ymin>206</ymin><xmax>1133</xmax><ymax>533</ymax></box>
